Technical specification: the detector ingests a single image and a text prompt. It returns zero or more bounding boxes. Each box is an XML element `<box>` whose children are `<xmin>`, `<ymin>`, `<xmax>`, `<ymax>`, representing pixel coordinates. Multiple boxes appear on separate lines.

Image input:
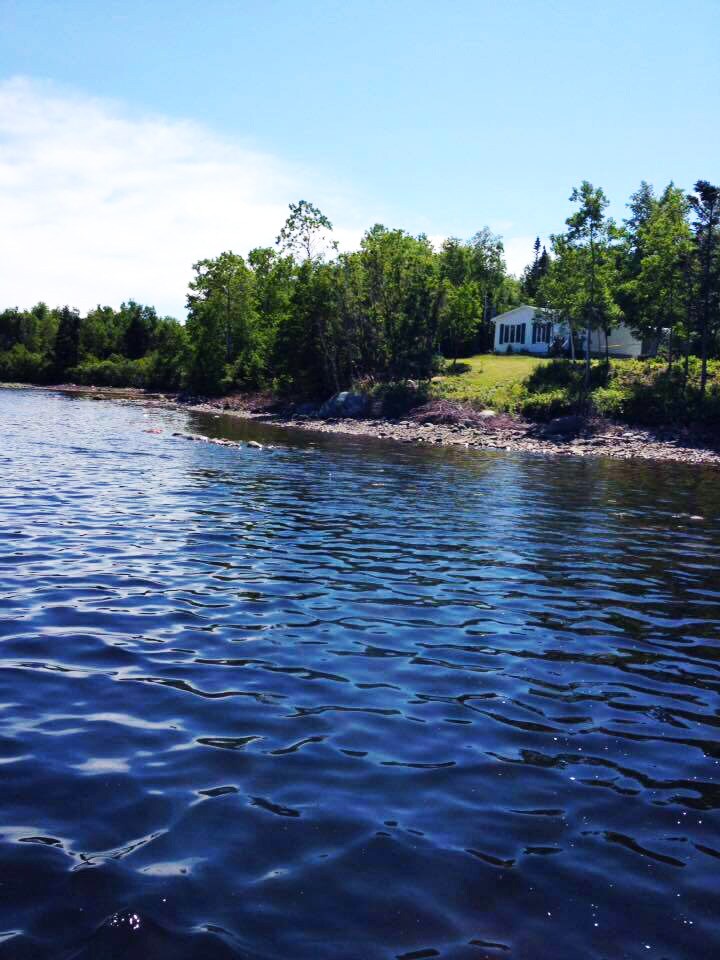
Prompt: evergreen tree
<box><xmin>687</xmin><ymin>180</ymin><xmax>720</xmax><ymax>398</ymax></box>
<box><xmin>53</xmin><ymin>306</ymin><xmax>81</xmax><ymax>377</ymax></box>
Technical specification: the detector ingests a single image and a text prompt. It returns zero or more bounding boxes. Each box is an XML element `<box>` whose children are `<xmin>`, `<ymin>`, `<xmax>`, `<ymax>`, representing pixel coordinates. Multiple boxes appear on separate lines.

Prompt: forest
<box><xmin>1</xmin><ymin>181</ymin><xmax>718</xmax><ymax>418</ymax></box>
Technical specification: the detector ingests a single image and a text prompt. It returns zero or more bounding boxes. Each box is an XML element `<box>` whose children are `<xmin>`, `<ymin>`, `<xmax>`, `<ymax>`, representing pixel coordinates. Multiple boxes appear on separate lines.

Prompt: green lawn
<box><xmin>431</xmin><ymin>354</ymin><xmax>548</xmax><ymax>409</ymax></box>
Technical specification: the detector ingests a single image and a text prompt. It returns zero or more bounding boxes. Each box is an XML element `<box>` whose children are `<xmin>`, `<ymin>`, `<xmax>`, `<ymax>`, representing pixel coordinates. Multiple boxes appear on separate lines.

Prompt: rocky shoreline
<box><xmin>9</xmin><ymin>383</ymin><xmax>720</xmax><ymax>467</ymax></box>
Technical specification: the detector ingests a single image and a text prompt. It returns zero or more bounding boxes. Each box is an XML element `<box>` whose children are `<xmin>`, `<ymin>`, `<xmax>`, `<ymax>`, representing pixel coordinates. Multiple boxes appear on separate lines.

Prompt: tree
<box><xmin>186</xmin><ymin>252</ymin><xmax>260</xmax><ymax>392</ymax></box>
<box><xmin>521</xmin><ymin>237</ymin><xmax>551</xmax><ymax>301</ymax></box>
<box><xmin>439</xmin><ymin>280</ymin><xmax>481</xmax><ymax>368</ymax></box>
<box><xmin>687</xmin><ymin>180</ymin><xmax>720</xmax><ymax>398</ymax></box>
<box><xmin>561</xmin><ymin>182</ymin><xmax>621</xmax><ymax>379</ymax></box>
<box><xmin>623</xmin><ymin>186</ymin><xmax>693</xmax><ymax>365</ymax></box>
<box><xmin>359</xmin><ymin>225</ymin><xmax>440</xmax><ymax>379</ymax></box>
<box><xmin>121</xmin><ymin>301</ymin><xmax>158</xmax><ymax>360</ymax></box>
<box><xmin>53</xmin><ymin>306</ymin><xmax>81</xmax><ymax>377</ymax></box>
<box><xmin>276</xmin><ymin>200</ymin><xmax>335</xmax><ymax>261</ymax></box>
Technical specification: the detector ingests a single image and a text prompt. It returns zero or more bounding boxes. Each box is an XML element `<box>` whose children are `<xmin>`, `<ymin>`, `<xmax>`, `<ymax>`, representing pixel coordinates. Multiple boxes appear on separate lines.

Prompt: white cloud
<box><xmin>0</xmin><ymin>77</ymin><xmax>541</xmax><ymax>318</ymax></box>
<box><xmin>502</xmin><ymin>235</ymin><xmax>538</xmax><ymax>278</ymax></box>
<box><xmin>0</xmin><ymin>77</ymin><xmax>360</xmax><ymax>318</ymax></box>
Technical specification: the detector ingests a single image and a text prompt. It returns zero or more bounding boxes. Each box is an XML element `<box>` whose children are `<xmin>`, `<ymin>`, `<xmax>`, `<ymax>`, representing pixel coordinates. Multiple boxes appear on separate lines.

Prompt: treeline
<box><xmin>0</xmin><ymin>203</ymin><xmax>520</xmax><ymax>395</ymax></box>
<box><xmin>1</xmin><ymin>183</ymin><xmax>718</xmax><ymax>401</ymax></box>
<box><xmin>0</xmin><ymin>301</ymin><xmax>186</xmax><ymax>390</ymax></box>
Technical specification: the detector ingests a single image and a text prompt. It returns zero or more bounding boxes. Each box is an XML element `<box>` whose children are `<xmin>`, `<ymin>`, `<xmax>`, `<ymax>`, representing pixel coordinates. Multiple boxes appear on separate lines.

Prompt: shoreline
<box><xmin>7</xmin><ymin>382</ymin><xmax>720</xmax><ymax>467</ymax></box>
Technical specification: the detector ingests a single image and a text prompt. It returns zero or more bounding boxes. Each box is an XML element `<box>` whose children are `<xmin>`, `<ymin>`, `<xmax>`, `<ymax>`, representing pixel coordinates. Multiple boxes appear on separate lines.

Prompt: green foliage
<box><xmin>541</xmin><ymin>182</ymin><xmax>622</xmax><ymax>370</ymax></box>
<box><xmin>186</xmin><ymin>251</ymin><xmax>264</xmax><ymax>393</ymax></box>
<box><xmin>0</xmin><ymin>344</ymin><xmax>52</xmax><ymax>383</ymax></box>
<box><xmin>438</xmin><ymin>280</ymin><xmax>482</xmax><ymax>365</ymax></box>
<box><xmin>276</xmin><ymin>200</ymin><xmax>334</xmax><ymax>261</ymax></box>
<box><xmin>370</xmin><ymin>379</ymin><xmax>430</xmax><ymax>417</ymax></box>
<box><xmin>519</xmin><ymin>389</ymin><xmax>574</xmax><ymax>420</ymax></box>
<box><xmin>121</xmin><ymin>301</ymin><xmax>158</xmax><ymax>360</ymax></box>
<box><xmin>525</xmin><ymin>358</ymin><xmax>610</xmax><ymax>394</ymax></box>
<box><xmin>590</xmin><ymin>385</ymin><xmax>629</xmax><ymax>418</ymax></box>
<box><xmin>53</xmin><ymin>306</ymin><xmax>81</xmax><ymax>376</ymax></box>
<box><xmin>68</xmin><ymin>355</ymin><xmax>151</xmax><ymax>388</ymax></box>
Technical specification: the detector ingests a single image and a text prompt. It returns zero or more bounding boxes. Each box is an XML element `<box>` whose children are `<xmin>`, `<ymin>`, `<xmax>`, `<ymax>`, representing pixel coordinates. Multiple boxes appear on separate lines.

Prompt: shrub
<box><xmin>591</xmin><ymin>385</ymin><xmax>630</xmax><ymax>418</ymax></box>
<box><xmin>0</xmin><ymin>344</ymin><xmax>52</xmax><ymax>383</ymax></box>
<box><xmin>370</xmin><ymin>380</ymin><xmax>430</xmax><ymax>417</ymax></box>
<box><xmin>66</xmin><ymin>355</ymin><xmax>151</xmax><ymax>388</ymax></box>
<box><xmin>519</xmin><ymin>388</ymin><xmax>575</xmax><ymax>420</ymax></box>
<box><xmin>525</xmin><ymin>358</ymin><xmax>611</xmax><ymax>394</ymax></box>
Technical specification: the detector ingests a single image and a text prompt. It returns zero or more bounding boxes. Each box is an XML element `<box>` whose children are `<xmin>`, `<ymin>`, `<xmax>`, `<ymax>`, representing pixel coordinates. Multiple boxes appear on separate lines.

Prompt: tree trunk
<box><xmin>585</xmin><ymin>322</ymin><xmax>591</xmax><ymax>390</ymax></box>
<box><xmin>700</xmin><ymin>321</ymin><xmax>708</xmax><ymax>399</ymax></box>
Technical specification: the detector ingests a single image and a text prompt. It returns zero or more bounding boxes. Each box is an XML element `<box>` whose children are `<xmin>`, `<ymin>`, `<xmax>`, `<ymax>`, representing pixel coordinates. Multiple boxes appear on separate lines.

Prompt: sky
<box><xmin>1</xmin><ymin>0</ymin><xmax>718</xmax><ymax>318</ymax></box>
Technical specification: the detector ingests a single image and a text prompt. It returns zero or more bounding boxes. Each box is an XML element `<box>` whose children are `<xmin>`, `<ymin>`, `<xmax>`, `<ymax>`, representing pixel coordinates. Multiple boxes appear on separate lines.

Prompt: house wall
<box><xmin>587</xmin><ymin>324</ymin><xmax>643</xmax><ymax>358</ymax></box>
<box><xmin>493</xmin><ymin>305</ymin><xmax>555</xmax><ymax>355</ymax></box>
<box><xmin>492</xmin><ymin>306</ymin><xmax>644</xmax><ymax>358</ymax></box>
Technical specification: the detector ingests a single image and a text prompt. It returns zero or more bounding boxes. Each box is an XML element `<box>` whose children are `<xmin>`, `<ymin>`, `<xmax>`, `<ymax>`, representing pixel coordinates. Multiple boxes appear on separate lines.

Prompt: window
<box><xmin>532</xmin><ymin>321</ymin><xmax>552</xmax><ymax>344</ymax></box>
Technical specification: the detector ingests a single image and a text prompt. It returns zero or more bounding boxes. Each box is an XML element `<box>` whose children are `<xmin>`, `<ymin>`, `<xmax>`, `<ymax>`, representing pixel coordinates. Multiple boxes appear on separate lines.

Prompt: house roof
<box><xmin>491</xmin><ymin>304</ymin><xmax>552</xmax><ymax>324</ymax></box>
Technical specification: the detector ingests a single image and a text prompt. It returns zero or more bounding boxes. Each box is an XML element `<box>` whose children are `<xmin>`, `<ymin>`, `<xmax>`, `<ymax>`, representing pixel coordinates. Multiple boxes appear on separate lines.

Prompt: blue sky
<box><xmin>1</xmin><ymin>0</ymin><xmax>718</xmax><ymax>317</ymax></box>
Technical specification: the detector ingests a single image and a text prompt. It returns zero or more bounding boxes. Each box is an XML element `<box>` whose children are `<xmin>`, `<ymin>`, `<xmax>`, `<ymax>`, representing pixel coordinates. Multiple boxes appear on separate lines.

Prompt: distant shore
<box><xmin>6</xmin><ymin>382</ymin><xmax>720</xmax><ymax>467</ymax></box>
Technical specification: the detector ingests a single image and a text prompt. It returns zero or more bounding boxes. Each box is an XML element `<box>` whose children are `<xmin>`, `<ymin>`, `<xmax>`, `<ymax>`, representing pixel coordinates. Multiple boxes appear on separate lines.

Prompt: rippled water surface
<box><xmin>1</xmin><ymin>388</ymin><xmax>720</xmax><ymax>960</ymax></box>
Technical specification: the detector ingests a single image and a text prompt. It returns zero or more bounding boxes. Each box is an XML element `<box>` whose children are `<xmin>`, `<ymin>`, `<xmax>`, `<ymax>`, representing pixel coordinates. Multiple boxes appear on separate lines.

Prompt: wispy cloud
<box><xmin>0</xmin><ymin>77</ymin><xmax>361</xmax><ymax>318</ymax></box>
<box><xmin>0</xmin><ymin>77</ymin><xmax>535</xmax><ymax>317</ymax></box>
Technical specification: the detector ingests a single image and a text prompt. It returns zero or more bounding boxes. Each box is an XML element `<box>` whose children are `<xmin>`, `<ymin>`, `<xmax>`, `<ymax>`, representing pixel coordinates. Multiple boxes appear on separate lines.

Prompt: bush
<box><xmin>66</xmin><ymin>355</ymin><xmax>151</xmax><ymax>388</ymax></box>
<box><xmin>519</xmin><ymin>388</ymin><xmax>575</xmax><ymax>420</ymax></box>
<box><xmin>525</xmin><ymin>358</ymin><xmax>611</xmax><ymax>394</ymax></box>
<box><xmin>591</xmin><ymin>385</ymin><xmax>630</xmax><ymax>418</ymax></box>
<box><xmin>0</xmin><ymin>344</ymin><xmax>51</xmax><ymax>383</ymax></box>
<box><xmin>369</xmin><ymin>380</ymin><xmax>430</xmax><ymax>417</ymax></box>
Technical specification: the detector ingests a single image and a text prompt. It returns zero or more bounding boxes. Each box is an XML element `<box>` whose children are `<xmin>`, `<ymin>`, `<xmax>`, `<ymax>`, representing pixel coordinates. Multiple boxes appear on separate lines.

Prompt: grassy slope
<box><xmin>431</xmin><ymin>354</ymin><xmax>548</xmax><ymax>409</ymax></box>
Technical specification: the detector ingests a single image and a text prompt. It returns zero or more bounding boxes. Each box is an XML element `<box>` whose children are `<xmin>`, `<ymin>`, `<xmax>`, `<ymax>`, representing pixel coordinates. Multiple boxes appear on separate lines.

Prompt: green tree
<box><xmin>439</xmin><ymin>280</ymin><xmax>481</xmax><ymax>368</ymax></box>
<box><xmin>276</xmin><ymin>200</ymin><xmax>335</xmax><ymax>261</ymax></box>
<box><xmin>557</xmin><ymin>182</ymin><xmax>621</xmax><ymax>379</ymax></box>
<box><xmin>687</xmin><ymin>180</ymin><xmax>720</xmax><ymax>398</ymax></box>
<box><xmin>624</xmin><ymin>186</ymin><xmax>693</xmax><ymax>365</ymax></box>
<box><xmin>53</xmin><ymin>306</ymin><xmax>81</xmax><ymax>377</ymax></box>
<box><xmin>121</xmin><ymin>301</ymin><xmax>158</xmax><ymax>360</ymax></box>
<box><xmin>521</xmin><ymin>237</ymin><xmax>551</xmax><ymax>301</ymax></box>
<box><xmin>359</xmin><ymin>225</ymin><xmax>439</xmax><ymax>379</ymax></box>
<box><xmin>186</xmin><ymin>252</ymin><xmax>260</xmax><ymax>392</ymax></box>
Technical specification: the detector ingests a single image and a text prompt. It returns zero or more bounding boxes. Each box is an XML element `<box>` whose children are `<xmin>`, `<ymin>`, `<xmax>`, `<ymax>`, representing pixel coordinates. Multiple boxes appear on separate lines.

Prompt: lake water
<box><xmin>1</xmin><ymin>388</ymin><xmax>720</xmax><ymax>960</ymax></box>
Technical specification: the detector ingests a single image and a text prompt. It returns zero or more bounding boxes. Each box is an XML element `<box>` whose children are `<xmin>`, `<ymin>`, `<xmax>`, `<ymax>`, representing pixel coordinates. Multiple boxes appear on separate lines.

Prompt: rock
<box><xmin>319</xmin><ymin>391</ymin><xmax>369</xmax><ymax>418</ymax></box>
<box><xmin>541</xmin><ymin>415</ymin><xmax>585</xmax><ymax>438</ymax></box>
<box><xmin>247</xmin><ymin>440</ymin><xmax>263</xmax><ymax>449</ymax></box>
<box><xmin>293</xmin><ymin>401</ymin><xmax>319</xmax><ymax>416</ymax></box>
<box><xmin>478</xmin><ymin>409</ymin><xmax>496</xmax><ymax>418</ymax></box>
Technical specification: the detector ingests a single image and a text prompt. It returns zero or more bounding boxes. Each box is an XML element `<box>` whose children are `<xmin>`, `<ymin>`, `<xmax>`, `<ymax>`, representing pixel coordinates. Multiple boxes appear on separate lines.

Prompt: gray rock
<box><xmin>319</xmin><ymin>391</ymin><xmax>369</xmax><ymax>418</ymax></box>
<box><xmin>293</xmin><ymin>401</ymin><xmax>319</xmax><ymax>416</ymax></box>
<box><xmin>541</xmin><ymin>415</ymin><xmax>585</xmax><ymax>437</ymax></box>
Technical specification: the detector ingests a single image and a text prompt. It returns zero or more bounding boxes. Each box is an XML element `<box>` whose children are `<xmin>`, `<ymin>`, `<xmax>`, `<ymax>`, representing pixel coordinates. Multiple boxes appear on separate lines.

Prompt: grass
<box><xmin>431</xmin><ymin>354</ymin><xmax>549</xmax><ymax>410</ymax></box>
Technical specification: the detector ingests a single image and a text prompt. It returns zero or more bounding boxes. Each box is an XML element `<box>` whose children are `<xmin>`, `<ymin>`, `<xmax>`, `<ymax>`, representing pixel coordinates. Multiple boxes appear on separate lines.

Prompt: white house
<box><xmin>492</xmin><ymin>304</ymin><xmax>644</xmax><ymax>358</ymax></box>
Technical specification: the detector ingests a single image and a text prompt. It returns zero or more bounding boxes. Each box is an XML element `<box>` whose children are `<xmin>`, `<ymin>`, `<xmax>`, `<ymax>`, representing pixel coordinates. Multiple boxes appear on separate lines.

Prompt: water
<box><xmin>1</xmin><ymin>388</ymin><xmax>719</xmax><ymax>960</ymax></box>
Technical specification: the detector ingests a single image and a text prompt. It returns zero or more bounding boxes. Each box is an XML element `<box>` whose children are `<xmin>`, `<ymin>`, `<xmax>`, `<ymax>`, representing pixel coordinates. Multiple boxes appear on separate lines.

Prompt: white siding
<box><xmin>492</xmin><ymin>306</ymin><xmax>644</xmax><ymax>358</ymax></box>
<box><xmin>588</xmin><ymin>324</ymin><xmax>642</xmax><ymax>358</ymax></box>
<box><xmin>493</xmin><ymin>305</ymin><xmax>555</xmax><ymax>355</ymax></box>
